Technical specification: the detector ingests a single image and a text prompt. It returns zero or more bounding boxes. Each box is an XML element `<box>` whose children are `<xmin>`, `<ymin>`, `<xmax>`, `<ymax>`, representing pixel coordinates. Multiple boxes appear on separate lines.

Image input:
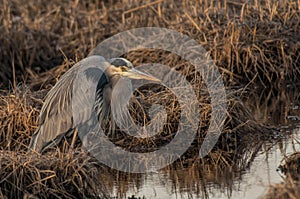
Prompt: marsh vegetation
<box><xmin>0</xmin><ymin>0</ymin><xmax>299</xmax><ymax>198</ymax></box>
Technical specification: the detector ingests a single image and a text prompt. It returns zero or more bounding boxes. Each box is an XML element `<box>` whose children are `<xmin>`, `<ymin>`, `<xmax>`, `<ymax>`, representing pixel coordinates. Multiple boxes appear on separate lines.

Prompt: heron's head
<box><xmin>107</xmin><ymin>58</ymin><xmax>160</xmax><ymax>82</ymax></box>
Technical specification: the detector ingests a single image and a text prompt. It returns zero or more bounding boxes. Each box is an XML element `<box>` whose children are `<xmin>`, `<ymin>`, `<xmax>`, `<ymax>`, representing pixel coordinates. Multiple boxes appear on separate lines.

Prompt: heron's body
<box><xmin>29</xmin><ymin>55</ymin><xmax>159</xmax><ymax>153</ymax></box>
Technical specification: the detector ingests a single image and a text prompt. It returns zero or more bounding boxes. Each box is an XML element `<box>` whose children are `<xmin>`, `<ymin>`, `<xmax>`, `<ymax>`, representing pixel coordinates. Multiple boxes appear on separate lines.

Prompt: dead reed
<box><xmin>265</xmin><ymin>152</ymin><xmax>300</xmax><ymax>199</ymax></box>
<box><xmin>0</xmin><ymin>0</ymin><xmax>299</xmax><ymax>89</ymax></box>
<box><xmin>0</xmin><ymin>0</ymin><xmax>298</xmax><ymax>198</ymax></box>
<box><xmin>0</xmin><ymin>150</ymin><xmax>110</xmax><ymax>199</ymax></box>
<box><xmin>0</xmin><ymin>62</ymin><xmax>277</xmax><ymax>198</ymax></box>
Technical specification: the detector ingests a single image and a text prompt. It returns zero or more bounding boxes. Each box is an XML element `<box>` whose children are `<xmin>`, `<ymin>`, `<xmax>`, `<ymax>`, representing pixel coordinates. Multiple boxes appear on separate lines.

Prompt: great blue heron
<box><xmin>28</xmin><ymin>55</ymin><xmax>159</xmax><ymax>153</ymax></box>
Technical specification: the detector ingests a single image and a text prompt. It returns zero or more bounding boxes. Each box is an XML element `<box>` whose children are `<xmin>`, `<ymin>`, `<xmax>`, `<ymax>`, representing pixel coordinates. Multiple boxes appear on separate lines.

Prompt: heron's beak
<box><xmin>121</xmin><ymin>68</ymin><xmax>160</xmax><ymax>82</ymax></box>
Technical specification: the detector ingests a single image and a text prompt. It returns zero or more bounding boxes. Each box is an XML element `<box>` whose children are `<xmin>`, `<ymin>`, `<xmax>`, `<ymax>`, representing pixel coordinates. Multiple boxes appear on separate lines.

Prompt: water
<box><xmin>119</xmin><ymin>129</ymin><xmax>298</xmax><ymax>199</ymax></box>
<box><xmin>107</xmin><ymin>88</ymin><xmax>300</xmax><ymax>199</ymax></box>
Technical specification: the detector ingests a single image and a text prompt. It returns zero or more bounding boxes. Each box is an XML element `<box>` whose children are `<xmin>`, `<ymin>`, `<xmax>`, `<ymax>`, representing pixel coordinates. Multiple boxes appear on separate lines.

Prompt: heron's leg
<box><xmin>69</xmin><ymin>128</ymin><xmax>78</xmax><ymax>152</ymax></box>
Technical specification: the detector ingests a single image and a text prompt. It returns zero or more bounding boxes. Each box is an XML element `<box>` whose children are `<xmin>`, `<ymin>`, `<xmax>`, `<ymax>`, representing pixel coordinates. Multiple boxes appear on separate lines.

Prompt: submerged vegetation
<box><xmin>0</xmin><ymin>0</ymin><xmax>299</xmax><ymax>198</ymax></box>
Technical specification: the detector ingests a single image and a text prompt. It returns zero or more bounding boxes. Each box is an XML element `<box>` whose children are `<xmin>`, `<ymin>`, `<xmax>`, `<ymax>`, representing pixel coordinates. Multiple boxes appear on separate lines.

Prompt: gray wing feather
<box><xmin>29</xmin><ymin>56</ymin><xmax>109</xmax><ymax>152</ymax></box>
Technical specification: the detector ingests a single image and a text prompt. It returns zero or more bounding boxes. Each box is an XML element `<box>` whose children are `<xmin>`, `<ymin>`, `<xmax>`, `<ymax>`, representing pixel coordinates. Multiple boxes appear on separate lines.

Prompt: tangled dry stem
<box><xmin>0</xmin><ymin>0</ymin><xmax>299</xmax><ymax>198</ymax></box>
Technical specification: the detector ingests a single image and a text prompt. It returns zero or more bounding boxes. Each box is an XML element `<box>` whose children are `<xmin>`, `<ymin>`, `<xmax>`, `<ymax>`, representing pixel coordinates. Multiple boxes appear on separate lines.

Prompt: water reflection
<box><xmin>95</xmin><ymin>86</ymin><xmax>300</xmax><ymax>199</ymax></box>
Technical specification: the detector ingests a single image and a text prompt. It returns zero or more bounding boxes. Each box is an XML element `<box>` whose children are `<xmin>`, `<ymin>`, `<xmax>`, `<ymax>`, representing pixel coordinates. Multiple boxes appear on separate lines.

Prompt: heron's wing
<box><xmin>29</xmin><ymin>56</ymin><xmax>109</xmax><ymax>152</ymax></box>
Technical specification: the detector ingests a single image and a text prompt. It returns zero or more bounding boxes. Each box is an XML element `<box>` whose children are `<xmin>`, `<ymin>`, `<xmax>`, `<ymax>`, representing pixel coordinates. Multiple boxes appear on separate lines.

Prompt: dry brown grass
<box><xmin>279</xmin><ymin>152</ymin><xmax>300</xmax><ymax>181</ymax></box>
<box><xmin>0</xmin><ymin>73</ymin><xmax>277</xmax><ymax>198</ymax></box>
<box><xmin>0</xmin><ymin>0</ymin><xmax>299</xmax><ymax>89</ymax></box>
<box><xmin>0</xmin><ymin>86</ymin><xmax>42</xmax><ymax>151</ymax></box>
<box><xmin>264</xmin><ymin>177</ymin><xmax>300</xmax><ymax>199</ymax></box>
<box><xmin>0</xmin><ymin>0</ymin><xmax>298</xmax><ymax>198</ymax></box>
<box><xmin>0</xmin><ymin>150</ymin><xmax>110</xmax><ymax>199</ymax></box>
<box><xmin>265</xmin><ymin>152</ymin><xmax>300</xmax><ymax>199</ymax></box>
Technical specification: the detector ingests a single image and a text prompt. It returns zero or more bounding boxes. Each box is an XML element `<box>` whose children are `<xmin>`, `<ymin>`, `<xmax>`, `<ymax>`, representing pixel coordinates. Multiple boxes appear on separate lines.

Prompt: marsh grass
<box><xmin>0</xmin><ymin>0</ymin><xmax>299</xmax><ymax>198</ymax></box>
<box><xmin>0</xmin><ymin>150</ymin><xmax>110</xmax><ymax>199</ymax></box>
<box><xmin>0</xmin><ymin>71</ymin><xmax>278</xmax><ymax>198</ymax></box>
<box><xmin>278</xmin><ymin>152</ymin><xmax>300</xmax><ymax>181</ymax></box>
<box><xmin>265</xmin><ymin>152</ymin><xmax>300</xmax><ymax>199</ymax></box>
<box><xmin>0</xmin><ymin>86</ymin><xmax>42</xmax><ymax>151</ymax></box>
<box><xmin>265</xmin><ymin>178</ymin><xmax>300</xmax><ymax>199</ymax></box>
<box><xmin>1</xmin><ymin>0</ymin><xmax>299</xmax><ymax>89</ymax></box>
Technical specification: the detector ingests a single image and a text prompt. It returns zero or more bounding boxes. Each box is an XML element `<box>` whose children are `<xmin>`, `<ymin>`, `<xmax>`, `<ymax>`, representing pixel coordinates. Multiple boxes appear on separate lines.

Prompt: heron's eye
<box><xmin>120</xmin><ymin>66</ymin><xmax>129</xmax><ymax>72</ymax></box>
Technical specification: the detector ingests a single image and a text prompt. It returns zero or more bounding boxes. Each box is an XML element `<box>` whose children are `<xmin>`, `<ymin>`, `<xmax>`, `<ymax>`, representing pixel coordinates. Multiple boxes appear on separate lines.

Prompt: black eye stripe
<box><xmin>111</xmin><ymin>59</ymin><xmax>128</xmax><ymax>67</ymax></box>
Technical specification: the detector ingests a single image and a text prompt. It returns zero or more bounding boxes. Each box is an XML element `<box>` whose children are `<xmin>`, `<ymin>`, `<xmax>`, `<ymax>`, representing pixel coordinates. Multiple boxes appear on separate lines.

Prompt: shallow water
<box><xmin>108</xmin><ymin>88</ymin><xmax>300</xmax><ymax>199</ymax></box>
<box><xmin>123</xmin><ymin>127</ymin><xmax>300</xmax><ymax>199</ymax></box>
